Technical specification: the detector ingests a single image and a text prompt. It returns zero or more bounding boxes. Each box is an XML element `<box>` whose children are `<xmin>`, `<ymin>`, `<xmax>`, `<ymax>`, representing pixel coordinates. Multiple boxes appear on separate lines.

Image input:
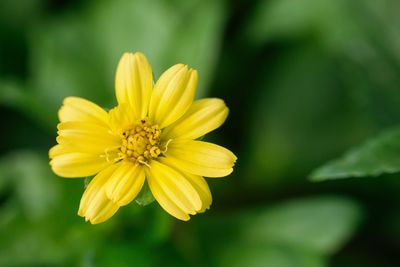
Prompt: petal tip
<box><xmin>179</xmin><ymin>214</ymin><xmax>191</xmax><ymax>221</ymax></box>
<box><xmin>77</xmin><ymin>208</ymin><xmax>85</xmax><ymax>218</ymax></box>
<box><xmin>134</xmin><ymin>51</ymin><xmax>147</xmax><ymax>58</ymax></box>
<box><xmin>189</xmin><ymin>68</ymin><xmax>198</xmax><ymax>75</ymax></box>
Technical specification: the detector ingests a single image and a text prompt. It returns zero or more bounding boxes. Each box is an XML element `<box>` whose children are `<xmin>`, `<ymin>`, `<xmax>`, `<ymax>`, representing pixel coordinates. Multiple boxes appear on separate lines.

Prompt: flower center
<box><xmin>119</xmin><ymin>118</ymin><xmax>161</xmax><ymax>164</ymax></box>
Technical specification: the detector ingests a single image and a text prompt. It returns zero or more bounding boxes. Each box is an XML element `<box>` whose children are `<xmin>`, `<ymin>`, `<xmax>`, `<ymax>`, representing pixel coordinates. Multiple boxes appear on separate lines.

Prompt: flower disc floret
<box><xmin>119</xmin><ymin>118</ymin><xmax>161</xmax><ymax>164</ymax></box>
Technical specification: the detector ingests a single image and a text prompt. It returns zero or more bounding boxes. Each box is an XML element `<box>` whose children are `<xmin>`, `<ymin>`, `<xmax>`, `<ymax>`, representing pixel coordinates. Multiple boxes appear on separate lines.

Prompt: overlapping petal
<box><xmin>78</xmin><ymin>164</ymin><xmax>120</xmax><ymax>224</ymax></box>
<box><xmin>149</xmin><ymin>64</ymin><xmax>198</xmax><ymax>128</ymax></box>
<box><xmin>58</xmin><ymin>97</ymin><xmax>109</xmax><ymax>126</ymax></box>
<box><xmin>146</xmin><ymin>160</ymin><xmax>203</xmax><ymax>221</ymax></box>
<box><xmin>49</xmin><ymin>144</ymin><xmax>74</xmax><ymax>158</ymax></box>
<box><xmin>56</xmin><ymin>122</ymin><xmax>120</xmax><ymax>154</ymax></box>
<box><xmin>178</xmin><ymin>171</ymin><xmax>211</xmax><ymax>213</ymax></box>
<box><xmin>160</xmin><ymin>158</ymin><xmax>212</xmax><ymax>213</ymax></box>
<box><xmin>50</xmin><ymin>152</ymin><xmax>113</xmax><ymax>178</ymax></box>
<box><xmin>115</xmin><ymin>52</ymin><xmax>153</xmax><ymax>120</ymax></box>
<box><xmin>105</xmin><ymin>161</ymin><xmax>145</xmax><ymax>206</ymax></box>
<box><xmin>164</xmin><ymin>140</ymin><xmax>237</xmax><ymax>178</ymax></box>
<box><xmin>162</xmin><ymin>98</ymin><xmax>229</xmax><ymax>140</ymax></box>
<box><xmin>108</xmin><ymin>104</ymin><xmax>136</xmax><ymax>134</ymax></box>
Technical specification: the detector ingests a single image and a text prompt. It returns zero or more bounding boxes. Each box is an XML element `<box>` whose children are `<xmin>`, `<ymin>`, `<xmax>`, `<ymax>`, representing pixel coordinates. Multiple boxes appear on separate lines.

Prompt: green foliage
<box><xmin>135</xmin><ymin>182</ymin><xmax>155</xmax><ymax>206</ymax></box>
<box><xmin>188</xmin><ymin>196</ymin><xmax>361</xmax><ymax>267</ymax></box>
<box><xmin>3</xmin><ymin>0</ymin><xmax>226</xmax><ymax>128</ymax></box>
<box><xmin>235</xmin><ymin>197</ymin><xmax>362</xmax><ymax>255</ymax></box>
<box><xmin>243</xmin><ymin>0</ymin><xmax>400</xmax><ymax>186</ymax></box>
<box><xmin>311</xmin><ymin>128</ymin><xmax>400</xmax><ymax>180</ymax></box>
<box><xmin>0</xmin><ymin>151</ymin><xmax>93</xmax><ymax>266</ymax></box>
<box><xmin>218</xmin><ymin>246</ymin><xmax>325</xmax><ymax>267</ymax></box>
<box><xmin>0</xmin><ymin>151</ymin><xmax>175</xmax><ymax>266</ymax></box>
<box><xmin>247</xmin><ymin>0</ymin><xmax>351</xmax><ymax>45</ymax></box>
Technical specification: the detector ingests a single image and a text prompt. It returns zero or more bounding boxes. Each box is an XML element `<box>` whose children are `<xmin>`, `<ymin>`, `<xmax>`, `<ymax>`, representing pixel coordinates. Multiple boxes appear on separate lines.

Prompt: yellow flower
<box><xmin>49</xmin><ymin>52</ymin><xmax>237</xmax><ymax>224</ymax></box>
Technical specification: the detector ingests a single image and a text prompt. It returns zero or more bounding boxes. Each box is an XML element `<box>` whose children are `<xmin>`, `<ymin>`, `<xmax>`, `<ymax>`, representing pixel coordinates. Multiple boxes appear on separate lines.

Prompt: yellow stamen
<box><xmin>119</xmin><ymin>118</ymin><xmax>161</xmax><ymax>164</ymax></box>
<box><xmin>161</xmin><ymin>139</ymin><xmax>173</xmax><ymax>153</ymax></box>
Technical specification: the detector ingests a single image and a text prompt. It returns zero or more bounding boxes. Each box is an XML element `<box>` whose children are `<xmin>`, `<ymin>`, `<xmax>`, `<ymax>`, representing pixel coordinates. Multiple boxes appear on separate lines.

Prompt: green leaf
<box><xmin>244</xmin><ymin>47</ymin><xmax>376</xmax><ymax>186</ymax></box>
<box><xmin>0</xmin><ymin>0</ymin><xmax>44</xmax><ymax>28</ymax></box>
<box><xmin>237</xmin><ymin>196</ymin><xmax>362</xmax><ymax>255</ymax></box>
<box><xmin>96</xmin><ymin>242</ymin><xmax>152</xmax><ymax>267</ymax></box>
<box><xmin>246</xmin><ymin>0</ymin><xmax>345</xmax><ymax>43</ymax></box>
<box><xmin>0</xmin><ymin>151</ymin><xmax>60</xmax><ymax>220</ymax></box>
<box><xmin>0</xmin><ymin>151</ymin><xmax>110</xmax><ymax>266</ymax></box>
<box><xmin>84</xmin><ymin>177</ymin><xmax>93</xmax><ymax>189</ymax></box>
<box><xmin>197</xmin><ymin>196</ymin><xmax>362</xmax><ymax>258</ymax></box>
<box><xmin>217</xmin><ymin>245</ymin><xmax>326</xmax><ymax>267</ymax></box>
<box><xmin>245</xmin><ymin>0</ymin><xmax>361</xmax><ymax>51</ymax></box>
<box><xmin>243</xmin><ymin>0</ymin><xmax>400</xmax><ymax>187</ymax></box>
<box><xmin>160</xmin><ymin>0</ymin><xmax>226</xmax><ymax>97</ymax></box>
<box><xmin>135</xmin><ymin>182</ymin><xmax>155</xmax><ymax>206</ymax></box>
<box><xmin>310</xmin><ymin>128</ymin><xmax>400</xmax><ymax>181</ymax></box>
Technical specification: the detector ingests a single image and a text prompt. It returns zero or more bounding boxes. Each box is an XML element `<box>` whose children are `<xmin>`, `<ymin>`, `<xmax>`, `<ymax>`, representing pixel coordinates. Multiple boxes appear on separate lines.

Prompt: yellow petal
<box><xmin>78</xmin><ymin>164</ymin><xmax>118</xmax><ymax>215</ymax></box>
<box><xmin>149</xmin><ymin>64</ymin><xmax>198</xmax><ymax>128</ymax></box>
<box><xmin>49</xmin><ymin>144</ymin><xmax>74</xmax><ymax>159</ymax></box>
<box><xmin>181</xmin><ymin>172</ymin><xmax>212</xmax><ymax>213</ymax></box>
<box><xmin>147</xmin><ymin>176</ymin><xmax>189</xmax><ymax>221</ymax></box>
<box><xmin>50</xmin><ymin>153</ymin><xmax>113</xmax><ymax>178</ymax></box>
<box><xmin>57</xmin><ymin>122</ymin><xmax>121</xmax><ymax>154</ymax></box>
<box><xmin>160</xmin><ymin>158</ymin><xmax>212</xmax><ymax>213</ymax></box>
<box><xmin>78</xmin><ymin>164</ymin><xmax>120</xmax><ymax>224</ymax></box>
<box><xmin>162</xmin><ymin>98</ymin><xmax>229</xmax><ymax>140</ymax></box>
<box><xmin>108</xmin><ymin>104</ymin><xmax>136</xmax><ymax>134</ymax></box>
<box><xmin>146</xmin><ymin>160</ymin><xmax>203</xmax><ymax>220</ymax></box>
<box><xmin>115</xmin><ymin>52</ymin><xmax>153</xmax><ymax>119</ymax></box>
<box><xmin>88</xmin><ymin>197</ymin><xmax>119</xmax><ymax>224</ymax></box>
<box><xmin>165</xmin><ymin>140</ymin><xmax>237</xmax><ymax>178</ymax></box>
<box><xmin>58</xmin><ymin>97</ymin><xmax>109</xmax><ymax>126</ymax></box>
<box><xmin>105</xmin><ymin>161</ymin><xmax>145</xmax><ymax>206</ymax></box>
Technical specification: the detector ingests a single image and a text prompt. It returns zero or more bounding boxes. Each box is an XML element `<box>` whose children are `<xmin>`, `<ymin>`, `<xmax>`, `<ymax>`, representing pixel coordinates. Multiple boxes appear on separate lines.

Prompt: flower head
<box><xmin>49</xmin><ymin>52</ymin><xmax>237</xmax><ymax>224</ymax></box>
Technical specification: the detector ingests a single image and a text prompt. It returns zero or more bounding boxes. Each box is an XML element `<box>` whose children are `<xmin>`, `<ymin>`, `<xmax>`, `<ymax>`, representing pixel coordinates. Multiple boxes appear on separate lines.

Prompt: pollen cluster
<box><xmin>119</xmin><ymin>119</ymin><xmax>161</xmax><ymax>164</ymax></box>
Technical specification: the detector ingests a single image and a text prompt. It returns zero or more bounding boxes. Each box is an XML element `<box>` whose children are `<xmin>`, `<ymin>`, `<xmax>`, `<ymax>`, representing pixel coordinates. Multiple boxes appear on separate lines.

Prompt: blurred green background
<box><xmin>1</xmin><ymin>0</ymin><xmax>400</xmax><ymax>266</ymax></box>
